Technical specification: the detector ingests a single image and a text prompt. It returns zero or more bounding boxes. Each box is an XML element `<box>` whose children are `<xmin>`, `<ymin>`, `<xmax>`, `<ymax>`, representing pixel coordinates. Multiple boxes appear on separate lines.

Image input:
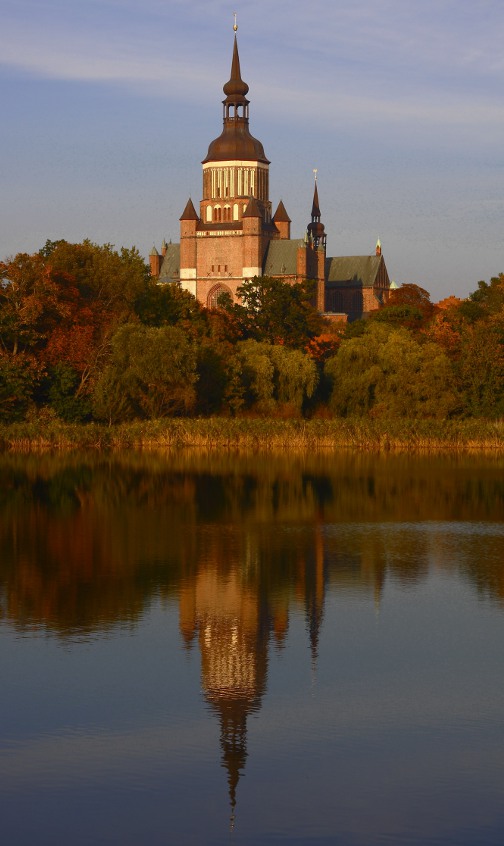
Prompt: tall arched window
<box><xmin>207</xmin><ymin>284</ymin><xmax>232</xmax><ymax>309</ymax></box>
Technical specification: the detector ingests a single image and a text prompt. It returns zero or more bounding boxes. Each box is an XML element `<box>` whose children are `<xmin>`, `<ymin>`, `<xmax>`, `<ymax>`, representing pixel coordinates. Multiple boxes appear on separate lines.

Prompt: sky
<box><xmin>1</xmin><ymin>0</ymin><xmax>503</xmax><ymax>301</ymax></box>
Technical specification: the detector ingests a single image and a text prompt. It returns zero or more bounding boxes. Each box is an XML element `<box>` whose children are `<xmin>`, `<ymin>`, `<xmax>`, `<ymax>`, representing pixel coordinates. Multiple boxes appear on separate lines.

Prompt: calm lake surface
<box><xmin>1</xmin><ymin>450</ymin><xmax>504</xmax><ymax>846</ymax></box>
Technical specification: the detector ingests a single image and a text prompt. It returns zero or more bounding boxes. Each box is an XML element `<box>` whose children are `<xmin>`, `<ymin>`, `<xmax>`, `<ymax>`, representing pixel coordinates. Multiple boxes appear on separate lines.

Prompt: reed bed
<box><xmin>1</xmin><ymin>417</ymin><xmax>503</xmax><ymax>452</ymax></box>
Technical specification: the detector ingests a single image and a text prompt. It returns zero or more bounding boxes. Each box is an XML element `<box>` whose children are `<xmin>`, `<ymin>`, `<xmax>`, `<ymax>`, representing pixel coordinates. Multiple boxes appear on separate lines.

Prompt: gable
<box><xmin>263</xmin><ymin>240</ymin><xmax>305</xmax><ymax>276</ymax></box>
<box><xmin>159</xmin><ymin>243</ymin><xmax>181</xmax><ymax>283</ymax></box>
<box><xmin>325</xmin><ymin>255</ymin><xmax>387</xmax><ymax>288</ymax></box>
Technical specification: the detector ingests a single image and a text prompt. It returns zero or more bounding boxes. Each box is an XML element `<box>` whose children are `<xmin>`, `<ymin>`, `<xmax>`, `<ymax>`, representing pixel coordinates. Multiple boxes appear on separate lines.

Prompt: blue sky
<box><xmin>1</xmin><ymin>0</ymin><xmax>503</xmax><ymax>300</ymax></box>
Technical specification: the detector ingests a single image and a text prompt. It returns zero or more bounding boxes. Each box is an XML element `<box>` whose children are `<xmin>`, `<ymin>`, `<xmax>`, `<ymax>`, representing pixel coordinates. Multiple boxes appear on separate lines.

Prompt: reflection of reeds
<box><xmin>0</xmin><ymin>417</ymin><xmax>503</xmax><ymax>452</ymax></box>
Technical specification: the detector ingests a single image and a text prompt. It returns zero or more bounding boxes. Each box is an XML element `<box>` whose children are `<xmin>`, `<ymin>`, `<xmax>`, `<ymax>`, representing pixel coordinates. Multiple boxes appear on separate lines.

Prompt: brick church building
<box><xmin>150</xmin><ymin>28</ymin><xmax>391</xmax><ymax>322</ymax></box>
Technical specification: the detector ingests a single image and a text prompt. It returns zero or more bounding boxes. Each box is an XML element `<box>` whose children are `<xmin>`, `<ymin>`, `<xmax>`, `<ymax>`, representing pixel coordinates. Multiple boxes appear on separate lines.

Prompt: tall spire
<box><xmin>223</xmin><ymin>34</ymin><xmax>249</xmax><ymax>101</ymax></box>
<box><xmin>202</xmin><ymin>27</ymin><xmax>269</xmax><ymax>164</ymax></box>
<box><xmin>307</xmin><ymin>170</ymin><xmax>326</xmax><ymax>251</ymax></box>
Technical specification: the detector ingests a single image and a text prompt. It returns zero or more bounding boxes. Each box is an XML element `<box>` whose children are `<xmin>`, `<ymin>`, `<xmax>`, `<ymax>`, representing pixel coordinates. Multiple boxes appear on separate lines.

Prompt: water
<box><xmin>1</xmin><ymin>451</ymin><xmax>503</xmax><ymax>845</ymax></box>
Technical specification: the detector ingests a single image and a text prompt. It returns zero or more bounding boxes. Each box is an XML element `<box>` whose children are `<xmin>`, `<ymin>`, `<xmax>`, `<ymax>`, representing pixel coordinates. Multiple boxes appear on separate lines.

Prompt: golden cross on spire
<box><xmin>233</xmin><ymin>11</ymin><xmax>238</xmax><ymax>31</ymax></box>
<box><xmin>313</xmin><ymin>168</ymin><xmax>318</xmax><ymax>182</ymax></box>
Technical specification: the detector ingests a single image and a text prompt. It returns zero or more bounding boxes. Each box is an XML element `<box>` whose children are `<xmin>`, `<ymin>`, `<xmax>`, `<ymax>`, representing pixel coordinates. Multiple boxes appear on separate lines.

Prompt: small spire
<box><xmin>375</xmin><ymin>238</ymin><xmax>382</xmax><ymax>256</ymax></box>
<box><xmin>223</xmin><ymin>32</ymin><xmax>249</xmax><ymax>98</ymax></box>
<box><xmin>307</xmin><ymin>172</ymin><xmax>326</xmax><ymax>251</ymax></box>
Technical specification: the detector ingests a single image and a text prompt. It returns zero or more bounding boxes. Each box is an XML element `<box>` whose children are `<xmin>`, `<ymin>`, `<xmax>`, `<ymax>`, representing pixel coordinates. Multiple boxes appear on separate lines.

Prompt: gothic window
<box><xmin>214</xmin><ymin>206</ymin><xmax>222</xmax><ymax>222</ymax></box>
<box><xmin>206</xmin><ymin>206</ymin><xmax>212</xmax><ymax>222</ymax></box>
<box><xmin>208</xmin><ymin>283</ymin><xmax>232</xmax><ymax>309</ymax></box>
<box><xmin>223</xmin><ymin>205</ymin><xmax>231</xmax><ymax>222</ymax></box>
<box><xmin>233</xmin><ymin>203</ymin><xmax>239</xmax><ymax>220</ymax></box>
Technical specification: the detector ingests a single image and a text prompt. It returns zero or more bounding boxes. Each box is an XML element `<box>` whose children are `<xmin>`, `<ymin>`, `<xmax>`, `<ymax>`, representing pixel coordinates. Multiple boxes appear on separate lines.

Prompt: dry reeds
<box><xmin>0</xmin><ymin>417</ymin><xmax>503</xmax><ymax>452</ymax></box>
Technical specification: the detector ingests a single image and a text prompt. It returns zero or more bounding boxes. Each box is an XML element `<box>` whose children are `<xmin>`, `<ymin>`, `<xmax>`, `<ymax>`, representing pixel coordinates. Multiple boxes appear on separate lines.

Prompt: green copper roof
<box><xmin>325</xmin><ymin>255</ymin><xmax>385</xmax><ymax>288</ymax></box>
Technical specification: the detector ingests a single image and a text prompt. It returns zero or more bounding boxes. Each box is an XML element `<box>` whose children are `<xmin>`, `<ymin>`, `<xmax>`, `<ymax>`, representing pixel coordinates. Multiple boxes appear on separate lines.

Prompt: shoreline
<box><xmin>1</xmin><ymin>417</ymin><xmax>503</xmax><ymax>453</ymax></box>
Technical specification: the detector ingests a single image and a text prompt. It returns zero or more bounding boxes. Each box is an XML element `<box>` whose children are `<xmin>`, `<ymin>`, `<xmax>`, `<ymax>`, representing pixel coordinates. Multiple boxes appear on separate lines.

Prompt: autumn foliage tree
<box><xmin>1</xmin><ymin>239</ymin><xmax>503</xmax><ymax>423</ymax></box>
<box><xmin>373</xmin><ymin>283</ymin><xmax>436</xmax><ymax>330</ymax></box>
<box><xmin>1</xmin><ymin>240</ymin><xmax>151</xmax><ymax>420</ymax></box>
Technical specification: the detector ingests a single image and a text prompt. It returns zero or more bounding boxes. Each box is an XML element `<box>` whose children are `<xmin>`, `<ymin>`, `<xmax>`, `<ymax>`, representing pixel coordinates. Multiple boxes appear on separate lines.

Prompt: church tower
<box><xmin>178</xmin><ymin>22</ymin><xmax>276</xmax><ymax>307</ymax></box>
<box><xmin>153</xmin><ymin>21</ymin><xmax>392</xmax><ymax>322</ymax></box>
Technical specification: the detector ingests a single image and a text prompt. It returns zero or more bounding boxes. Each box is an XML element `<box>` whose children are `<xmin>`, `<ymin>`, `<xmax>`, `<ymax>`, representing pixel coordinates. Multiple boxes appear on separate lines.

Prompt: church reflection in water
<box><xmin>177</xmin><ymin>523</ymin><xmax>328</xmax><ymax>820</ymax></box>
<box><xmin>2</xmin><ymin>453</ymin><xmax>504</xmax><ymax>822</ymax></box>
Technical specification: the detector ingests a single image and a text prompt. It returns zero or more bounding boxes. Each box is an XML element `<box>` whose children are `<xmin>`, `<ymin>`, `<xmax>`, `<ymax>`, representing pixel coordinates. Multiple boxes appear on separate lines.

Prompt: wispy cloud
<box><xmin>2</xmin><ymin>0</ymin><xmax>503</xmax><ymax>141</ymax></box>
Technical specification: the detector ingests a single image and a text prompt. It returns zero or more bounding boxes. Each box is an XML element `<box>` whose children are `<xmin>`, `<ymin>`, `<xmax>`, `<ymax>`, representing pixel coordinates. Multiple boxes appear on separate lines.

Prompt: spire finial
<box><xmin>233</xmin><ymin>11</ymin><xmax>238</xmax><ymax>32</ymax></box>
<box><xmin>313</xmin><ymin>167</ymin><xmax>318</xmax><ymax>182</ymax></box>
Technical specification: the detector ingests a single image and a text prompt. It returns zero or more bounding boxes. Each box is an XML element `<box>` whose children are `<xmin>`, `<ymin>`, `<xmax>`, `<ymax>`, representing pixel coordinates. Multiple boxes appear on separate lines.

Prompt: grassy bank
<box><xmin>1</xmin><ymin>417</ymin><xmax>503</xmax><ymax>452</ymax></box>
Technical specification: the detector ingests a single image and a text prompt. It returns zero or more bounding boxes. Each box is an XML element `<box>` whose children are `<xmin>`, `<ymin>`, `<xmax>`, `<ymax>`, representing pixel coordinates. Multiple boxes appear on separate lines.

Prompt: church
<box><xmin>149</xmin><ymin>26</ymin><xmax>391</xmax><ymax>323</ymax></box>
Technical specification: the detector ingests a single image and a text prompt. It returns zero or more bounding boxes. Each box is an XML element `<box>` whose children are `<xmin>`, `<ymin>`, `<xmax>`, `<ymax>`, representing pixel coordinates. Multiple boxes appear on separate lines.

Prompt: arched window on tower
<box><xmin>206</xmin><ymin>206</ymin><xmax>213</xmax><ymax>222</ymax></box>
<box><xmin>214</xmin><ymin>206</ymin><xmax>222</xmax><ymax>222</ymax></box>
<box><xmin>223</xmin><ymin>205</ymin><xmax>231</xmax><ymax>222</ymax></box>
<box><xmin>208</xmin><ymin>283</ymin><xmax>233</xmax><ymax>309</ymax></box>
<box><xmin>233</xmin><ymin>203</ymin><xmax>239</xmax><ymax>220</ymax></box>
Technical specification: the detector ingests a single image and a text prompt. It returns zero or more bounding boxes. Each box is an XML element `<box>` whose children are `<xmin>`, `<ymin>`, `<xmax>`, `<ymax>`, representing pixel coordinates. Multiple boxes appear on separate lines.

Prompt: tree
<box><xmin>46</xmin><ymin>363</ymin><xmax>92</xmax><ymax>423</ymax></box>
<box><xmin>373</xmin><ymin>283</ymin><xmax>436</xmax><ymax>330</ymax></box>
<box><xmin>226</xmin><ymin>340</ymin><xmax>318</xmax><ymax>415</ymax></box>
<box><xmin>0</xmin><ymin>240</ymin><xmax>152</xmax><ymax>416</ymax></box>
<box><xmin>466</xmin><ymin>273</ymin><xmax>504</xmax><ymax>318</ymax></box>
<box><xmin>135</xmin><ymin>280</ymin><xmax>206</xmax><ymax>336</ymax></box>
<box><xmin>92</xmin><ymin>324</ymin><xmax>198</xmax><ymax>422</ymax></box>
<box><xmin>0</xmin><ymin>354</ymin><xmax>42</xmax><ymax>422</ymax></box>
<box><xmin>455</xmin><ymin>323</ymin><xmax>504</xmax><ymax>418</ymax></box>
<box><xmin>224</xmin><ymin>276</ymin><xmax>325</xmax><ymax>347</ymax></box>
<box><xmin>325</xmin><ymin>323</ymin><xmax>458</xmax><ymax>418</ymax></box>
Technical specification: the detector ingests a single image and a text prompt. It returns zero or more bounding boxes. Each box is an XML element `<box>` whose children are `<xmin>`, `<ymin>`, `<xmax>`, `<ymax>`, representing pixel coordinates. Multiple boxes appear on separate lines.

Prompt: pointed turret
<box><xmin>149</xmin><ymin>245</ymin><xmax>161</xmax><ymax>276</ymax></box>
<box><xmin>180</xmin><ymin>197</ymin><xmax>199</xmax><ymax>221</ymax></box>
<box><xmin>307</xmin><ymin>172</ymin><xmax>327</xmax><ymax>251</ymax></box>
<box><xmin>242</xmin><ymin>195</ymin><xmax>262</xmax><ymax>218</ymax></box>
<box><xmin>273</xmin><ymin>200</ymin><xmax>291</xmax><ymax>239</ymax></box>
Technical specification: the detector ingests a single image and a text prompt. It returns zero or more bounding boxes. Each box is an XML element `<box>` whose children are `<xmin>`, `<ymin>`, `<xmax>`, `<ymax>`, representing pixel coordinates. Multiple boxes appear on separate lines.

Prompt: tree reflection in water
<box><xmin>1</xmin><ymin>450</ymin><xmax>503</xmax><ymax>820</ymax></box>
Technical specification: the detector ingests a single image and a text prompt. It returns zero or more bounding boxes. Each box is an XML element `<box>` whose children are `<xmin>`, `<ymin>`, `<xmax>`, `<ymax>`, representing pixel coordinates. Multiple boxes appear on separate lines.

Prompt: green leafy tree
<box><xmin>0</xmin><ymin>354</ymin><xmax>42</xmax><ymax>422</ymax></box>
<box><xmin>464</xmin><ymin>273</ymin><xmax>504</xmax><ymax>320</ymax></box>
<box><xmin>325</xmin><ymin>323</ymin><xmax>458</xmax><ymax>418</ymax></box>
<box><xmin>92</xmin><ymin>324</ymin><xmax>198</xmax><ymax>422</ymax></box>
<box><xmin>227</xmin><ymin>340</ymin><xmax>318</xmax><ymax>415</ymax></box>
<box><xmin>46</xmin><ymin>363</ymin><xmax>92</xmax><ymax>423</ymax></box>
<box><xmin>195</xmin><ymin>341</ymin><xmax>230</xmax><ymax>415</ymax></box>
<box><xmin>269</xmin><ymin>345</ymin><xmax>318</xmax><ymax>411</ymax></box>
<box><xmin>135</xmin><ymin>281</ymin><xmax>206</xmax><ymax>335</ymax></box>
<box><xmin>225</xmin><ymin>276</ymin><xmax>325</xmax><ymax>347</ymax></box>
<box><xmin>455</xmin><ymin>323</ymin><xmax>504</xmax><ymax>418</ymax></box>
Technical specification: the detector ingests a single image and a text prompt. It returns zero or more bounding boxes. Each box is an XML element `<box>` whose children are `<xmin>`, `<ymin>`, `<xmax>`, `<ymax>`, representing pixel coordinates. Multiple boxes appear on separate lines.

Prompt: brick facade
<box><xmin>152</xmin><ymin>32</ymin><xmax>391</xmax><ymax>322</ymax></box>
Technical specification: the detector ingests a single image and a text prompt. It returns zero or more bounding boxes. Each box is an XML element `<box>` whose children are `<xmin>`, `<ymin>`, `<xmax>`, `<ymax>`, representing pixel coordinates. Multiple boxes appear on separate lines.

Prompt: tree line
<box><xmin>1</xmin><ymin>239</ymin><xmax>503</xmax><ymax>423</ymax></box>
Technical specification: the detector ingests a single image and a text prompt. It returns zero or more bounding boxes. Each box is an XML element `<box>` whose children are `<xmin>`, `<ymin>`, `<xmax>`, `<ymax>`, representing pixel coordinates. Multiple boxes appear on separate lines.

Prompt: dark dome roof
<box><xmin>203</xmin><ymin>123</ymin><xmax>269</xmax><ymax>164</ymax></box>
<box><xmin>202</xmin><ymin>34</ymin><xmax>269</xmax><ymax>165</ymax></box>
